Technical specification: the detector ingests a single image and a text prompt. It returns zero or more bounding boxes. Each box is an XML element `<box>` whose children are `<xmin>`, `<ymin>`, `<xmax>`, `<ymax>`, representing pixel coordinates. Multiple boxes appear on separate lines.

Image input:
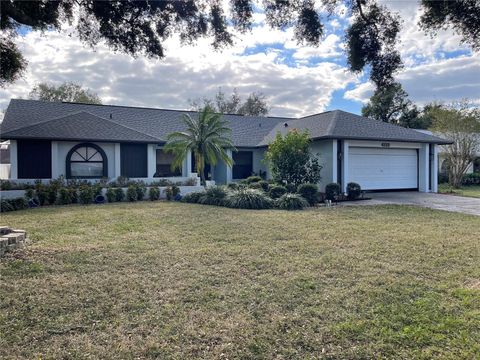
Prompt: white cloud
<box><xmin>0</xmin><ymin>28</ymin><xmax>357</xmax><ymax>117</ymax></box>
<box><xmin>344</xmin><ymin>55</ymin><xmax>480</xmax><ymax>106</ymax></box>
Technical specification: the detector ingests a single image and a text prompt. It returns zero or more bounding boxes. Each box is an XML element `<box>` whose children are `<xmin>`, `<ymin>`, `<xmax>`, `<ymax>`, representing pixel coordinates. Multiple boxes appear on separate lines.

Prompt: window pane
<box><xmin>89</xmin><ymin>151</ymin><xmax>102</xmax><ymax>161</ymax></box>
<box><xmin>233</xmin><ymin>151</ymin><xmax>253</xmax><ymax>179</ymax></box>
<box><xmin>155</xmin><ymin>149</ymin><xmax>181</xmax><ymax>177</ymax></box>
<box><xmin>76</xmin><ymin>147</ymin><xmax>88</xmax><ymax>160</ymax></box>
<box><xmin>71</xmin><ymin>150</ymin><xmax>86</xmax><ymax>161</ymax></box>
<box><xmin>71</xmin><ymin>162</ymin><xmax>103</xmax><ymax>177</ymax></box>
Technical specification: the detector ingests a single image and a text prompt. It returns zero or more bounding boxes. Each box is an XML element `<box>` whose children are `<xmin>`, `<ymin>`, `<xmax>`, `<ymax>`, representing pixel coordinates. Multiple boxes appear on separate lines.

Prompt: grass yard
<box><xmin>438</xmin><ymin>184</ymin><xmax>480</xmax><ymax>198</ymax></box>
<box><xmin>1</xmin><ymin>202</ymin><xmax>479</xmax><ymax>359</ymax></box>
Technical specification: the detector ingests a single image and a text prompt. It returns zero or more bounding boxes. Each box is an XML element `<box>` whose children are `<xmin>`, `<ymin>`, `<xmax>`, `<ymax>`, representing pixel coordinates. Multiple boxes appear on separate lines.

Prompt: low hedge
<box><xmin>297</xmin><ymin>183</ymin><xmax>318</xmax><ymax>205</ymax></box>
<box><xmin>225</xmin><ymin>188</ymin><xmax>273</xmax><ymax>209</ymax></box>
<box><xmin>276</xmin><ymin>193</ymin><xmax>309</xmax><ymax>210</ymax></box>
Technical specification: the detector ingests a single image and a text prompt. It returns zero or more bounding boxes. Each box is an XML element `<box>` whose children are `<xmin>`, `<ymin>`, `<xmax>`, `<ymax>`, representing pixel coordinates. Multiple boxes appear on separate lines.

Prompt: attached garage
<box><xmin>348</xmin><ymin>147</ymin><xmax>418</xmax><ymax>190</ymax></box>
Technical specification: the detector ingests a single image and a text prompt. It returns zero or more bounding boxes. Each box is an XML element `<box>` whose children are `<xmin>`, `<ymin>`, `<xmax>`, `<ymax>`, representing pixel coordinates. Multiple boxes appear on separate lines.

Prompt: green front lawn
<box><xmin>1</xmin><ymin>203</ymin><xmax>479</xmax><ymax>359</ymax></box>
<box><xmin>438</xmin><ymin>184</ymin><xmax>480</xmax><ymax>198</ymax></box>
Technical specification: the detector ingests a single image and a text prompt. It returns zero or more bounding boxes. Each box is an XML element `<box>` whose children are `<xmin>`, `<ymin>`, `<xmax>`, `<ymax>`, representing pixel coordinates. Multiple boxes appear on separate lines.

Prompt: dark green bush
<box><xmin>106</xmin><ymin>188</ymin><xmax>116</xmax><ymax>202</ymax></box>
<box><xmin>79</xmin><ymin>185</ymin><xmax>94</xmax><ymax>204</ymax></box>
<box><xmin>136</xmin><ymin>183</ymin><xmax>147</xmax><ymax>200</ymax></box>
<box><xmin>244</xmin><ymin>175</ymin><xmax>262</xmax><ymax>184</ymax></box>
<box><xmin>227</xmin><ymin>182</ymin><xmax>239</xmax><ymax>190</ymax></box>
<box><xmin>198</xmin><ymin>186</ymin><xmax>228</xmax><ymax>206</ymax></box>
<box><xmin>297</xmin><ymin>183</ymin><xmax>318</xmax><ymax>205</ymax></box>
<box><xmin>181</xmin><ymin>191</ymin><xmax>204</xmax><ymax>203</ymax></box>
<box><xmin>0</xmin><ymin>180</ymin><xmax>12</xmax><ymax>190</ymax></box>
<box><xmin>269</xmin><ymin>185</ymin><xmax>287</xmax><ymax>199</ymax></box>
<box><xmin>285</xmin><ymin>183</ymin><xmax>297</xmax><ymax>193</ymax></box>
<box><xmin>149</xmin><ymin>187</ymin><xmax>160</xmax><ymax>201</ymax></box>
<box><xmin>276</xmin><ymin>193</ymin><xmax>309</xmax><ymax>210</ymax></box>
<box><xmin>347</xmin><ymin>182</ymin><xmax>362</xmax><ymax>200</ymax></box>
<box><xmin>69</xmin><ymin>188</ymin><xmax>78</xmax><ymax>203</ymax></box>
<box><xmin>325</xmin><ymin>183</ymin><xmax>341</xmax><ymax>201</ymax></box>
<box><xmin>164</xmin><ymin>185</ymin><xmax>180</xmax><ymax>201</ymax></box>
<box><xmin>114</xmin><ymin>188</ymin><xmax>125</xmax><ymax>202</ymax></box>
<box><xmin>0</xmin><ymin>199</ymin><xmax>14</xmax><ymax>212</ymax></box>
<box><xmin>126</xmin><ymin>185</ymin><xmax>138</xmax><ymax>202</ymax></box>
<box><xmin>226</xmin><ymin>188</ymin><xmax>273</xmax><ymax>209</ymax></box>
<box><xmin>58</xmin><ymin>188</ymin><xmax>72</xmax><ymax>205</ymax></box>
<box><xmin>12</xmin><ymin>197</ymin><xmax>29</xmax><ymax>211</ymax></box>
<box><xmin>462</xmin><ymin>172</ymin><xmax>480</xmax><ymax>186</ymax></box>
<box><xmin>257</xmin><ymin>180</ymin><xmax>270</xmax><ymax>192</ymax></box>
<box><xmin>25</xmin><ymin>188</ymin><xmax>34</xmax><ymax>199</ymax></box>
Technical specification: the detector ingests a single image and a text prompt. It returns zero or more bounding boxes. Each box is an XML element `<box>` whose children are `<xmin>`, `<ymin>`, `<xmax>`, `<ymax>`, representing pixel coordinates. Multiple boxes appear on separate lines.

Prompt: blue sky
<box><xmin>0</xmin><ymin>2</ymin><xmax>478</xmax><ymax>117</ymax></box>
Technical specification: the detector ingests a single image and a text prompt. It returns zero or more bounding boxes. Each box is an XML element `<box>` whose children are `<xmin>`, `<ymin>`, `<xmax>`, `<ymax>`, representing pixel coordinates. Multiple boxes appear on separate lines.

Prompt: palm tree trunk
<box><xmin>195</xmin><ymin>152</ymin><xmax>205</xmax><ymax>185</ymax></box>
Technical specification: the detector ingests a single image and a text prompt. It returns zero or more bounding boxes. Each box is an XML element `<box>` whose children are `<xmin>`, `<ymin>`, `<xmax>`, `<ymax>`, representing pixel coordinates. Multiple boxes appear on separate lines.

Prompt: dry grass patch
<box><xmin>1</xmin><ymin>202</ymin><xmax>479</xmax><ymax>359</ymax></box>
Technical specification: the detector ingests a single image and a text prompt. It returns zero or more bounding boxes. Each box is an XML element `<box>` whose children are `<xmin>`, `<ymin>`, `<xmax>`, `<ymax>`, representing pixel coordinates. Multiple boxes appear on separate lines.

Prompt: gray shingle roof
<box><xmin>0</xmin><ymin>99</ymin><xmax>450</xmax><ymax>146</ymax></box>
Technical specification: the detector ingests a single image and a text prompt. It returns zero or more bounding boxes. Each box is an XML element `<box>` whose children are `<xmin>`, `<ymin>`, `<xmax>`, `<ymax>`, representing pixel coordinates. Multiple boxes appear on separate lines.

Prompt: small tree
<box><xmin>431</xmin><ymin>101</ymin><xmax>480</xmax><ymax>188</ymax></box>
<box><xmin>265</xmin><ymin>130</ymin><xmax>322</xmax><ymax>187</ymax></box>
<box><xmin>164</xmin><ymin>107</ymin><xmax>236</xmax><ymax>185</ymax></box>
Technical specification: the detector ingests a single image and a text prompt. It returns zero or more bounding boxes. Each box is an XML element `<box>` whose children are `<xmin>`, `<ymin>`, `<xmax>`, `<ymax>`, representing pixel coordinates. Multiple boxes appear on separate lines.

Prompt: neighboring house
<box><xmin>0</xmin><ymin>99</ymin><xmax>450</xmax><ymax>193</ymax></box>
<box><xmin>416</xmin><ymin>130</ymin><xmax>480</xmax><ymax>175</ymax></box>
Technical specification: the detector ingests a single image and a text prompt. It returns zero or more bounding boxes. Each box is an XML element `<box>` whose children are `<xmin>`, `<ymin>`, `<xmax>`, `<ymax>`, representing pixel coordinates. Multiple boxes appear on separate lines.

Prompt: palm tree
<box><xmin>164</xmin><ymin>107</ymin><xmax>236</xmax><ymax>185</ymax></box>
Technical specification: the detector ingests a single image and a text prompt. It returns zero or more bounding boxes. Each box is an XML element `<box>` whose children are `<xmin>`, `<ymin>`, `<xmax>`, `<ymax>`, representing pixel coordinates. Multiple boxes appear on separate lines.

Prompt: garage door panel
<box><xmin>348</xmin><ymin>147</ymin><xmax>418</xmax><ymax>190</ymax></box>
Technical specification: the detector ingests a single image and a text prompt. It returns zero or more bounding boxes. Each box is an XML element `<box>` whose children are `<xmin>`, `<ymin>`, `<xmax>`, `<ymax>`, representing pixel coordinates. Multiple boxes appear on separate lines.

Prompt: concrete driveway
<box><xmin>364</xmin><ymin>191</ymin><xmax>480</xmax><ymax>216</ymax></box>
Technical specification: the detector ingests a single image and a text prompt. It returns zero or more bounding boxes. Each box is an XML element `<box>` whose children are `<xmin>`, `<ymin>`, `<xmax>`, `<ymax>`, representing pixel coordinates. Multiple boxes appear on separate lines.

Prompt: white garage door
<box><xmin>348</xmin><ymin>147</ymin><xmax>418</xmax><ymax>190</ymax></box>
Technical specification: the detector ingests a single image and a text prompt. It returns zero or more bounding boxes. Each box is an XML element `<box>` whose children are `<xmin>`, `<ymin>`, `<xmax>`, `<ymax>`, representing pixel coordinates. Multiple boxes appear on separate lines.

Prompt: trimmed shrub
<box><xmin>126</xmin><ymin>185</ymin><xmax>138</xmax><ymax>202</ymax></box>
<box><xmin>114</xmin><ymin>188</ymin><xmax>125</xmax><ymax>202</ymax></box>
<box><xmin>226</xmin><ymin>188</ymin><xmax>273</xmax><ymax>209</ymax></box>
<box><xmin>347</xmin><ymin>182</ymin><xmax>362</xmax><ymax>200</ymax></box>
<box><xmin>244</xmin><ymin>175</ymin><xmax>262</xmax><ymax>184</ymax></box>
<box><xmin>69</xmin><ymin>188</ymin><xmax>79</xmax><ymax>204</ymax></box>
<box><xmin>1</xmin><ymin>199</ymin><xmax>14</xmax><ymax>212</ymax></box>
<box><xmin>181</xmin><ymin>191</ymin><xmax>204</xmax><ymax>203</ymax></box>
<box><xmin>164</xmin><ymin>185</ymin><xmax>180</xmax><ymax>201</ymax></box>
<box><xmin>198</xmin><ymin>186</ymin><xmax>228</xmax><ymax>206</ymax></box>
<box><xmin>25</xmin><ymin>188</ymin><xmax>34</xmax><ymax>199</ymax></box>
<box><xmin>257</xmin><ymin>180</ymin><xmax>269</xmax><ymax>192</ymax></box>
<box><xmin>325</xmin><ymin>183</ymin><xmax>341</xmax><ymax>201</ymax></box>
<box><xmin>462</xmin><ymin>172</ymin><xmax>480</xmax><ymax>186</ymax></box>
<box><xmin>136</xmin><ymin>183</ymin><xmax>147</xmax><ymax>200</ymax></box>
<box><xmin>297</xmin><ymin>183</ymin><xmax>318</xmax><ymax>205</ymax></box>
<box><xmin>268</xmin><ymin>184</ymin><xmax>287</xmax><ymax>199</ymax></box>
<box><xmin>276</xmin><ymin>193</ymin><xmax>309</xmax><ymax>210</ymax></box>
<box><xmin>58</xmin><ymin>188</ymin><xmax>72</xmax><ymax>205</ymax></box>
<box><xmin>79</xmin><ymin>185</ymin><xmax>94</xmax><ymax>204</ymax></box>
<box><xmin>149</xmin><ymin>187</ymin><xmax>160</xmax><ymax>201</ymax></box>
<box><xmin>0</xmin><ymin>180</ymin><xmax>12</xmax><ymax>190</ymax></box>
<box><xmin>12</xmin><ymin>197</ymin><xmax>29</xmax><ymax>211</ymax></box>
<box><xmin>106</xmin><ymin>188</ymin><xmax>116</xmax><ymax>202</ymax></box>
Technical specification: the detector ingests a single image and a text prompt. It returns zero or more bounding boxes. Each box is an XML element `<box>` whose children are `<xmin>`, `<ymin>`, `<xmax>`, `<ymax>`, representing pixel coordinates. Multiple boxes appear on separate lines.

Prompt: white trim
<box><xmin>51</xmin><ymin>141</ymin><xmax>60</xmax><ymax>178</ymax></box>
<box><xmin>9</xmin><ymin>140</ymin><xmax>17</xmax><ymax>180</ymax></box>
<box><xmin>418</xmin><ymin>144</ymin><xmax>430</xmax><ymax>192</ymax></box>
<box><xmin>348</xmin><ymin>140</ymin><xmax>421</xmax><ymax>149</ymax></box>
<box><xmin>332</xmin><ymin>140</ymin><xmax>338</xmax><ymax>184</ymax></box>
<box><xmin>147</xmin><ymin>144</ymin><xmax>156</xmax><ymax>178</ymax></box>
<box><xmin>432</xmin><ymin>144</ymin><xmax>438</xmax><ymax>193</ymax></box>
<box><xmin>114</xmin><ymin>143</ymin><xmax>121</xmax><ymax>178</ymax></box>
<box><xmin>341</xmin><ymin>140</ymin><xmax>349</xmax><ymax>193</ymax></box>
<box><xmin>226</xmin><ymin>149</ymin><xmax>233</xmax><ymax>183</ymax></box>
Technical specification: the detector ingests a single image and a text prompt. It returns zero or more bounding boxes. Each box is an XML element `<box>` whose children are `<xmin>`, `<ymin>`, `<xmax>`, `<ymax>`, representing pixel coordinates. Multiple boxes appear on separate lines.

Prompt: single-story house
<box><xmin>0</xmin><ymin>99</ymin><xmax>450</xmax><ymax>192</ymax></box>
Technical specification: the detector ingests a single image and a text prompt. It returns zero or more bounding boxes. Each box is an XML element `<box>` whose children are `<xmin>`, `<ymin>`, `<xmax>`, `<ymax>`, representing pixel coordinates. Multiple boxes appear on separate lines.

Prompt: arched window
<box><xmin>66</xmin><ymin>143</ymin><xmax>107</xmax><ymax>178</ymax></box>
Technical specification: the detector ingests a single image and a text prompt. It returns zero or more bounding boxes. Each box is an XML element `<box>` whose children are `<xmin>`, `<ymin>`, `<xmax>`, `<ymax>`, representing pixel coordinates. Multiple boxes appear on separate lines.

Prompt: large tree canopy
<box><xmin>190</xmin><ymin>88</ymin><xmax>269</xmax><ymax>116</ymax></box>
<box><xmin>29</xmin><ymin>82</ymin><xmax>102</xmax><ymax>104</ymax></box>
<box><xmin>1</xmin><ymin>0</ymin><xmax>479</xmax><ymax>88</ymax></box>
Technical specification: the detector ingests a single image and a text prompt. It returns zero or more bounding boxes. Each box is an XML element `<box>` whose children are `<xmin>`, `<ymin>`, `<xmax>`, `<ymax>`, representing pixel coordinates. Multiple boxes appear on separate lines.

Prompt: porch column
<box><xmin>341</xmin><ymin>140</ymin><xmax>349</xmax><ymax>194</ymax></box>
<box><xmin>51</xmin><ymin>141</ymin><xmax>60</xmax><ymax>178</ymax></box>
<box><xmin>419</xmin><ymin>143</ymin><xmax>430</xmax><ymax>192</ymax></box>
<box><xmin>9</xmin><ymin>140</ymin><xmax>17</xmax><ymax>180</ymax></box>
<box><xmin>114</xmin><ymin>143</ymin><xmax>121</xmax><ymax>178</ymax></box>
<box><xmin>431</xmin><ymin>144</ymin><xmax>439</xmax><ymax>193</ymax></box>
<box><xmin>183</xmin><ymin>149</ymin><xmax>192</xmax><ymax>177</ymax></box>
<box><xmin>332</xmin><ymin>140</ymin><xmax>338</xmax><ymax>184</ymax></box>
<box><xmin>226</xmin><ymin>149</ymin><xmax>233</xmax><ymax>183</ymax></box>
<box><xmin>147</xmin><ymin>144</ymin><xmax>156</xmax><ymax>178</ymax></box>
